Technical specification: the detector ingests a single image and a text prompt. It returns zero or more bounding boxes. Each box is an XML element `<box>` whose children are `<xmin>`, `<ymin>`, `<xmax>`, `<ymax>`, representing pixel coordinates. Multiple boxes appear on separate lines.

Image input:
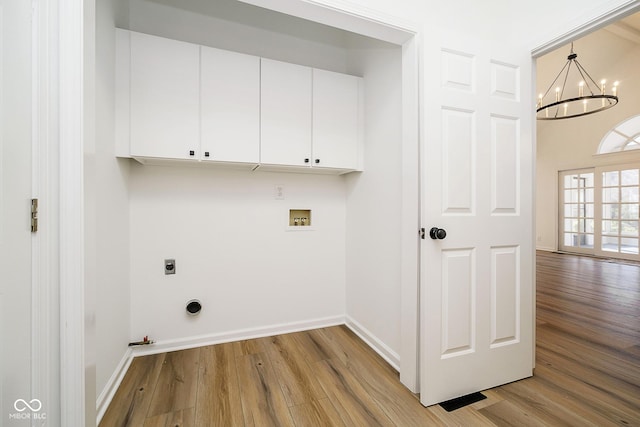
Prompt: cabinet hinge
<box><xmin>31</xmin><ymin>198</ymin><xmax>38</xmax><ymax>232</ymax></box>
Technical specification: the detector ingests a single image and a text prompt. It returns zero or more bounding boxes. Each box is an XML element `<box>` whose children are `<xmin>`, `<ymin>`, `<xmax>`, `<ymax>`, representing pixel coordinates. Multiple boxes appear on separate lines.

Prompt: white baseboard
<box><xmin>96</xmin><ymin>347</ymin><xmax>133</xmax><ymax>424</ymax></box>
<box><xmin>345</xmin><ymin>316</ymin><xmax>400</xmax><ymax>371</ymax></box>
<box><xmin>536</xmin><ymin>245</ymin><xmax>556</xmax><ymax>252</ymax></box>
<box><xmin>130</xmin><ymin>315</ymin><xmax>345</xmax><ymax>357</ymax></box>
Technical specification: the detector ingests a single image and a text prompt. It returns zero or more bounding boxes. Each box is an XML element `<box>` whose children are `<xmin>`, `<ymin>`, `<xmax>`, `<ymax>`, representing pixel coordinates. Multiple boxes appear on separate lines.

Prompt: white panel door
<box><xmin>1</xmin><ymin>0</ymin><xmax>33</xmax><ymax>418</ymax></box>
<box><xmin>312</xmin><ymin>68</ymin><xmax>361</xmax><ymax>170</ymax></box>
<box><xmin>420</xmin><ymin>37</ymin><xmax>534</xmax><ymax>405</ymax></box>
<box><xmin>201</xmin><ymin>46</ymin><xmax>260</xmax><ymax>164</ymax></box>
<box><xmin>260</xmin><ymin>58</ymin><xmax>312</xmax><ymax>167</ymax></box>
<box><xmin>130</xmin><ymin>32</ymin><xmax>200</xmax><ymax>160</ymax></box>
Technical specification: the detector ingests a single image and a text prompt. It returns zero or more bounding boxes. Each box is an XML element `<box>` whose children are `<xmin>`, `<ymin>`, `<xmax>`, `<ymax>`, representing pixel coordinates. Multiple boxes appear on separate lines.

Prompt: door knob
<box><xmin>429</xmin><ymin>227</ymin><xmax>447</xmax><ymax>240</ymax></box>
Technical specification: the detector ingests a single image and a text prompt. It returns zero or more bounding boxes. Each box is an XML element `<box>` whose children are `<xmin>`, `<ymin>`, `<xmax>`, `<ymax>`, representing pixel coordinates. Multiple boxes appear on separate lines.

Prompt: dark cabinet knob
<box><xmin>304</xmin><ymin>158</ymin><xmax>310</xmax><ymax>163</ymax></box>
<box><xmin>204</xmin><ymin>151</ymin><xmax>210</xmax><ymax>157</ymax></box>
<box><xmin>315</xmin><ymin>159</ymin><xmax>320</xmax><ymax>164</ymax></box>
<box><xmin>189</xmin><ymin>150</ymin><xmax>195</xmax><ymax>156</ymax></box>
<box><xmin>429</xmin><ymin>227</ymin><xmax>447</xmax><ymax>240</ymax></box>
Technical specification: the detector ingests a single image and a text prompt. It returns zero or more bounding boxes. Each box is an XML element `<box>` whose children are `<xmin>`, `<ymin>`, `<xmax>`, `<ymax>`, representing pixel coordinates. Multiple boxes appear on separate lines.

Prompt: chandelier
<box><xmin>537</xmin><ymin>43</ymin><xmax>619</xmax><ymax>120</ymax></box>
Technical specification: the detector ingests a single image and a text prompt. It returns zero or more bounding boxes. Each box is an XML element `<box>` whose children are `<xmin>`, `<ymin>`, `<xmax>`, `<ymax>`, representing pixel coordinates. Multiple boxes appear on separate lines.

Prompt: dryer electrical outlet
<box><xmin>164</xmin><ymin>259</ymin><xmax>176</xmax><ymax>275</ymax></box>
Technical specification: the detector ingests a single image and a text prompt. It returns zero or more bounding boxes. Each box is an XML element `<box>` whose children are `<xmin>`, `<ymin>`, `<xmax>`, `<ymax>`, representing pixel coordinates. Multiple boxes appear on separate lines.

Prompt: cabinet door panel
<box><xmin>201</xmin><ymin>47</ymin><xmax>260</xmax><ymax>163</ymax></box>
<box><xmin>312</xmin><ymin>69</ymin><xmax>361</xmax><ymax>170</ymax></box>
<box><xmin>130</xmin><ymin>32</ymin><xmax>199</xmax><ymax>160</ymax></box>
<box><xmin>260</xmin><ymin>58</ymin><xmax>312</xmax><ymax>166</ymax></box>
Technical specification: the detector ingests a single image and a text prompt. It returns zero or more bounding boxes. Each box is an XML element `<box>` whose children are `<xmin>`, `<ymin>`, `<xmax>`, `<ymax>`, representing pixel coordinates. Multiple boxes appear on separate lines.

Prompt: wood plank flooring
<box><xmin>100</xmin><ymin>251</ymin><xmax>640</xmax><ymax>426</ymax></box>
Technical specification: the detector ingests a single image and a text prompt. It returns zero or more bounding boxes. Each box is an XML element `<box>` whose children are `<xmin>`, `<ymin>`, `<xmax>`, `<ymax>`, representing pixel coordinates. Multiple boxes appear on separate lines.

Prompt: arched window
<box><xmin>597</xmin><ymin>115</ymin><xmax>640</xmax><ymax>154</ymax></box>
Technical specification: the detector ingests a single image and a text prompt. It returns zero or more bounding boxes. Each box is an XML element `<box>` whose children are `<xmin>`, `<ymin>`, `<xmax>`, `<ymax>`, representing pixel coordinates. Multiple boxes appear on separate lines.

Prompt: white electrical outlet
<box><xmin>274</xmin><ymin>185</ymin><xmax>285</xmax><ymax>200</ymax></box>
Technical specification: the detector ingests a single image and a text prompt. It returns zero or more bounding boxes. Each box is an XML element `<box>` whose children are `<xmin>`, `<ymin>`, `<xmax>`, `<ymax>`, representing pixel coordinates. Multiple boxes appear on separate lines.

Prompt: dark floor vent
<box><xmin>439</xmin><ymin>392</ymin><xmax>486</xmax><ymax>412</ymax></box>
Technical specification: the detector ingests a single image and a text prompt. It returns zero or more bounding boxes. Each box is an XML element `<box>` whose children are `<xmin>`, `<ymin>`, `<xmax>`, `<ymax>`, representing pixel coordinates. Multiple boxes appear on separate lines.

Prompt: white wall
<box><xmin>536</xmin><ymin>29</ymin><xmax>640</xmax><ymax>251</ymax></box>
<box><xmin>129</xmin><ymin>166</ymin><xmax>346</xmax><ymax>342</ymax></box>
<box><xmin>344</xmin><ymin>39</ymin><xmax>403</xmax><ymax>365</ymax></box>
<box><xmin>94</xmin><ymin>0</ymin><xmax>131</xmax><ymax>400</ymax></box>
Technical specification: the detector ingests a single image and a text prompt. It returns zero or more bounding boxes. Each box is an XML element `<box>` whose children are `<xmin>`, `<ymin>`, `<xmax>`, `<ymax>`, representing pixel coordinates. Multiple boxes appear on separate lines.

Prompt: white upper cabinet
<box><xmin>260</xmin><ymin>58</ymin><xmax>312</xmax><ymax>167</ymax></box>
<box><xmin>117</xmin><ymin>30</ymin><xmax>363</xmax><ymax>173</ymax></box>
<box><xmin>312</xmin><ymin>68</ymin><xmax>362</xmax><ymax>170</ymax></box>
<box><xmin>200</xmin><ymin>46</ymin><xmax>260</xmax><ymax>164</ymax></box>
<box><xmin>129</xmin><ymin>31</ymin><xmax>200</xmax><ymax>160</ymax></box>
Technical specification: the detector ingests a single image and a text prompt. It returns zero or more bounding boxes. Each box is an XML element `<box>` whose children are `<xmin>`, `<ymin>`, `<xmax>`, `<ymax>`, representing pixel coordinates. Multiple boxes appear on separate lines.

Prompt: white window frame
<box><xmin>594</xmin><ymin>163</ymin><xmax>640</xmax><ymax>261</ymax></box>
<box><xmin>559</xmin><ymin>164</ymin><xmax>640</xmax><ymax>262</ymax></box>
<box><xmin>558</xmin><ymin>168</ymin><xmax>596</xmax><ymax>255</ymax></box>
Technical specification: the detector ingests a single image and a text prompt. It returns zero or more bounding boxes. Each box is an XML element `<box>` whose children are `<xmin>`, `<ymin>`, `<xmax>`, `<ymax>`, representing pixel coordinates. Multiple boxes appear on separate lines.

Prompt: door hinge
<box><xmin>31</xmin><ymin>198</ymin><xmax>38</xmax><ymax>232</ymax></box>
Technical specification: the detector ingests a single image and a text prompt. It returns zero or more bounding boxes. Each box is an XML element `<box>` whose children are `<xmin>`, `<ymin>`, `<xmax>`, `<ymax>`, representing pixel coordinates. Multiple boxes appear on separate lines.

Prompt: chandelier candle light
<box><xmin>537</xmin><ymin>43</ymin><xmax>619</xmax><ymax>120</ymax></box>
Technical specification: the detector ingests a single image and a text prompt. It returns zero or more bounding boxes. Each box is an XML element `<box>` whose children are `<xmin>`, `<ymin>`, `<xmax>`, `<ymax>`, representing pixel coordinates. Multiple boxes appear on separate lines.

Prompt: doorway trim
<box><xmin>531</xmin><ymin>1</ymin><xmax>640</xmax><ymax>57</ymax></box>
<box><xmin>32</xmin><ymin>0</ymin><xmax>62</xmax><ymax>424</ymax></box>
<box><xmin>59</xmin><ymin>0</ymin><xmax>86</xmax><ymax>425</ymax></box>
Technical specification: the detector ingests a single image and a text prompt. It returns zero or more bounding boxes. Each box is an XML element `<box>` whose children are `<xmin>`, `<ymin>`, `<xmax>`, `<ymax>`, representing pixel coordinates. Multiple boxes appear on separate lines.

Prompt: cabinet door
<box><xmin>201</xmin><ymin>46</ymin><xmax>260</xmax><ymax>164</ymax></box>
<box><xmin>130</xmin><ymin>32</ymin><xmax>199</xmax><ymax>160</ymax></box>
<box><xmin>312</xmin><ymin>69</ymin><xmax>361</xmax><ymax>170</ymax></box>
<box><xmin>260</xmin><ymin>58</ymin><xmax>312</xmax><ymax>167</ymax></box>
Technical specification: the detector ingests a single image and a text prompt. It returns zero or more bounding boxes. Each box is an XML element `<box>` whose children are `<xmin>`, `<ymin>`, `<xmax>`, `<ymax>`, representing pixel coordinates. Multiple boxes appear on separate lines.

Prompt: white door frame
<box><xmin>32</xmin><ymin>0</ymin><xmax>62</xmax><ymax>423</ymax></box>
<box><xmin>51</xmin><ymin>0</ymin><xmax>640</xmax><ymax>424</ymax></box>
<box><xmin>58</xmin><ymin>0</ymin><xmax>87</xmax><ymax>425</ymax></box>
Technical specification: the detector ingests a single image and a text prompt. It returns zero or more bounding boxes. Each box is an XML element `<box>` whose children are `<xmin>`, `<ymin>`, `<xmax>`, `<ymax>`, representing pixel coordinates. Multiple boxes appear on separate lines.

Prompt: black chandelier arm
<box><xmin>541</xmin><ymin>59</ymin><xmax>571</xmax><ymax>99</ymax></box>
<box><xmin>559</xmin><ymin>60</ymin><xmax>573</xmax><ymax>100</ymax></box>
<box><xmin>573</xmin><ymin>59</ymin><xmax>602</xmax><ymax>95</ymax></box>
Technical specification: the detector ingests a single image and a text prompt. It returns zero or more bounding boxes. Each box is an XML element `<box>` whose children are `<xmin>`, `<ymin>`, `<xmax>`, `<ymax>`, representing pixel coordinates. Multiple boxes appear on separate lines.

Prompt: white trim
<box><xmin>531</xmin><ymin>1</ymin><xmax>640</xmax><ymax>57</ymax></box>
<box><xmin>345</xmin><ymin>316</ymin><xmax>401</xmax><ymax>371</ymax></box>
<box><xmin>238</xmin><ymin>0</ymin><xmax>418</xmax><ymax>44</ymax></box>
<box><xmin>131</xmin><ymin>315</ymin><xmax>345</xmax><ymax>357</ymax></box>
<box><xmin>32</xmin><ymin>0</ymin><xmax>61</xmax><ymax>424</ymax></box>
<box><xmin>96</xmin><ymin>348</ymin><xmax>133</xmax><ymax>424</ymax></box>
<box><xmin>536</xmin><ymin>245</ymin><xmax>557</xmax><ymax>252</ymax></box>
<box><xmin>59</xmin><ymin>0</ymin><xmax>85</xmax><ymax>425</ymax></box>
<box><xmin>399</xmin><ymin>32</ymin><xmax>421</xmax><ymax>393</ymax></box>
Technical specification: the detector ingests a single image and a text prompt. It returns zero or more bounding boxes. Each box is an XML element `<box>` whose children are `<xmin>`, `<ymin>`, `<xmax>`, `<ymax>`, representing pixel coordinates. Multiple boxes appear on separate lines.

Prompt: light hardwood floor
<box><xmin>100</xmin><ymin>251</ymin><xmax>640</xmax><ymax>426</ymax></box>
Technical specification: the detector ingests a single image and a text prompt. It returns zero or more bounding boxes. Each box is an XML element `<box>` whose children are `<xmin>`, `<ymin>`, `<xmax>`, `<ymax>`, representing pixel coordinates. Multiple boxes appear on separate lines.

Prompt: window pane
<box><xmin>603</xmin><ymin>204</ymin><xmax>619</xmax><ymax>220</ymax></box>
<box><xmin>564</xmin><ymin>189</ymin><xmax>579</xmax><ymax>203</ymax></box>
<box><xmin>585</xmin><ymin>203</ymin><xmax>594</xmax><ymax>218</ymax></box>
<box><xmin>564</xmin><ymin>174</ymin><xmax>577</xmax><ymax>189</ymax></box>
<box><xmin>564</xmin><ymin>233</ymin><xmax>576</xmax><ymax>247</ymax></box>
<box><xmin>602</xmin><ymin>235</ymin><xmax>619</xmax><ymax>252</ymax></box>
<box><xmin>621</xmin><ymin>169</ymin><xmax>639</xmax><ymax>186</ymax></box>
<box><xmin>621</xmin><ymin>238</ymin><xmax>639</xmax><ymax>254</ymax></box>
<box><xmin>602</xmin><ymin>220</ymin><xmax>619</xmax><ymax>235</ymax></box>
<box><xmin>621</xmin><ymin>187</ymin><xmax>639</xmax><ymax>203</ymax></box>
<box><xmin>564</xmin><ymin>204</ymin><xmax>578</xmax><ymax>218</ymax></box>
<box><xmin>584</xmin><ymin>188</ymin><xmax>594</xmax><ymax>203</ymax></box>
<box><xmin>603</xmin><ymin>188</ymin><xmax>619</xmax><ymax>203</ymax></box>
<box><xmin>571</xmin><ymin>234</ymin><xmax>588</xmax><ymax>247</ymax></box>
<box><xmin>564</xmin><ymin>219</ymin><xmax>579</xmax><ymax>232</ymax></box>
<box><xmin>621</xmin><ymin>204</ymin><xmax>639</xmax><ymax>220</ymax></box>
<box><xmin>621</xmin><ymin>221</ymin><xmax>639</xmax><ymax>237</ymax></box>
<box><xmin>582</xmin><ymin>234</ymin><xmax>594</xmax><ymax>248</ymax></box>
<box><xmin>582</xmin><ymin>173</ymin><xmax>594</xmax><ymax>188</ymax></box>
<box><xmin>603</xmin><ymin>171</ymin><xmax>619</xmax><ymax>186</ymax></box>
<box><xmin>583</xmin><ymin>219</ymin><xmax>594</xmax><ymax>233</ymax></box>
